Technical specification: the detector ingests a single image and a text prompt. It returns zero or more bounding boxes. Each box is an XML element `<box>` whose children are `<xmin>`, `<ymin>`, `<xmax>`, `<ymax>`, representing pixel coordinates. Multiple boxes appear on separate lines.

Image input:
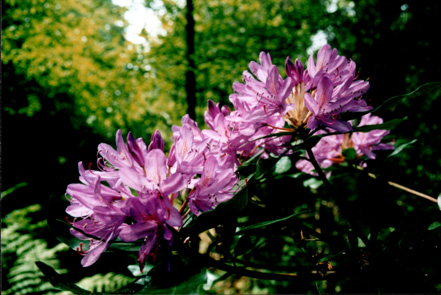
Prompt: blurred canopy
<box><xmin>2</xmin><ymin>0</ymin><xmax>441</xmax><ymax>210</ymax></box>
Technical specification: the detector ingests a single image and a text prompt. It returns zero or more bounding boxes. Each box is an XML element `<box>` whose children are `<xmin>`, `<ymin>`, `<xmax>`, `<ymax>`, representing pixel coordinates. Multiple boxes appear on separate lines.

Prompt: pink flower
<box><xmin>66</xmin><ymin>167</ymin><xmax>126</xmax><ymax>267</ymax></box>
<box><xmin>287</xmin><ymin>44</ymin><xmax>371</xmax><ymax>133</ymax></box>
<box><xmin>66</xmin><ymin>130</ymin><xmax>184</xmax><ymax>269</ymax></box>
<box><xmin>296</xmin><ymin>114</ymin><xmax>395</xmax><ymax>176</ymax></box>
<box><xmin>187</xmin><ymin>156</ymin><xmax>238</xmax><ymax>215</ymax></box>
<box><xmin>352</xmin><ymin>114</ymin><xmax>395</xmax><ymax>159</ymax></box>
<box><xmin>304</xmin><ymin>76</ymin><xmax>354</xmax><ymax>132</ymax></box>
<box><xmin>119</xmin><ymin>197</ymin><xmax>180</xmax><ymax>270</ymax></box>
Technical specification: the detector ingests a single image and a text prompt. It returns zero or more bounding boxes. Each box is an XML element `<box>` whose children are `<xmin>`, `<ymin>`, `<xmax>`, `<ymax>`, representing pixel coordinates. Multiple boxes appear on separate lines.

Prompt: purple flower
<box><xmin>352</xmin><ymin>114</ymin><xmax>395</xmax><ymax>159</ymax></box>
<box><xmin>148</xmin><ymin>130</ymin><xmax>165</xmax><ymax>152</ymax></box>
<box><xmin>295</xmin><ymin>130</ymin><xmax>343</xmax><ymax>176</ymax></box>
<box><xmin>66</xmin><ymin>168</ymin><xmax>126</xmax><ymax>267</ymax></box>
<box><xmin>226</xmin><ymin>44</ymin><xmax>372</xmax><ymax>158</ymax></box>
<box><xmin>118</xmin><ymin>149</ymin><xmax>186</xmax><ymax>217</ymax></box>
<box><xmin>119</xmin><ymin>197</ymin><xmax>181</xmax><ymax>270</ymax></box>
<box><xmin>231</xmin><ymin>52</ymin><xmax>293</xmax><ymax>123</ymax></box>
<box><xmin>66</xmin><ymin>130</ymin><xmax>186</xmax><ymax>269</ymax></box>
<box><xmin>187</xmin><ymin>156</ymin><xmax>238</xmax><ymax>215</ymax></box>
<box><xmin>304</xmin><ymin>76</ymin><xmax>354</xmax><ymax>132</ymax></box>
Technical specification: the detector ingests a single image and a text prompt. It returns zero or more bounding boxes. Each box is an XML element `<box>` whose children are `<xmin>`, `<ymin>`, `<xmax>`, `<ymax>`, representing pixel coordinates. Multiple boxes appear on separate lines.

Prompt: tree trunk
<box><xmin>185</xmin><ymin>0</ymin><xmax>196</xmax><ymax>120</ymax></box>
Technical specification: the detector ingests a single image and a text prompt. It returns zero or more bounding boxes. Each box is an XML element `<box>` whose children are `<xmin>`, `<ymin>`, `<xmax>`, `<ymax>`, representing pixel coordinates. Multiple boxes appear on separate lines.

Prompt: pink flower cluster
<box><xmin>219</xmin><ymin>44</ymin><xmax>372</xmax><ymax>158</ymax></box>
<box><xmin>65</xmin><ymin>44</ymin><xmax>391</xmax><ymax>270</ymax></box>
<box><xmin>66</xmin><ymin>117</ymin><xmax>238</xmax><ymax>269</ymax></box>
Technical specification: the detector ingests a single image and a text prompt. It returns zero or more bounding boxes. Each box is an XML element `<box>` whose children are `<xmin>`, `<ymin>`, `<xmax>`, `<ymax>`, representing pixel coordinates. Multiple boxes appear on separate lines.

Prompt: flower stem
<box><xmin>180</xmin><ymin>197</ymin><xmax>189</xmax><ymax>214</ymax></box>
<box><xmin>305</xmin><ymin>147</ymin><xmax>331</xmax><ymax>188</ymax></box>
<box><xmin>356</xmin><ymin>166</ymin><xmax>437</xmax><ymax>203</ymax></box>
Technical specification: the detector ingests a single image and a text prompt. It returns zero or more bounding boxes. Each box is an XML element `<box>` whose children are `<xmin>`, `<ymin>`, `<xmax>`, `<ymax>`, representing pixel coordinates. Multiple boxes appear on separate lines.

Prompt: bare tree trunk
<box><xmin>185</xmin><ymin>0</ymin><xmax>196</xmax><ymax>120</ymax></box>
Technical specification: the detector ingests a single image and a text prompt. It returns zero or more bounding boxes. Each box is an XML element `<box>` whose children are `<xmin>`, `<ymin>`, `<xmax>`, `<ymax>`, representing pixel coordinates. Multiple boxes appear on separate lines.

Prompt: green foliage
<box><xmin>146</xmin><ymin>0</ymin><xmax>328</xmax><ymax>124</ymax></box>
<box><xmin>36</xmin><ymin>261</ymin><xmax>134</xmax><ymax>295</ymax></box>
<box><xmin>1</xmin><ymin>182</ymin><xmax>28</xmax><ymax>199</ymax></box>
<box><xmin>2</xmin><ymin>202</ymin><xmax>136</xmax><ymax>295</ymax></box>
<box><xmin>2</xmin><ymin>0</ymin><xmax>186</xmax><ymax>143</ymax></box>
<box><xmin>1</xmin><ymin>204</ymin><xmax>70</xmax><ymax>295</ymax></box>
<box><xmin>75</xmin><ymin>272</ymin><xmax>134</xmax><ymax>293</ymax></box>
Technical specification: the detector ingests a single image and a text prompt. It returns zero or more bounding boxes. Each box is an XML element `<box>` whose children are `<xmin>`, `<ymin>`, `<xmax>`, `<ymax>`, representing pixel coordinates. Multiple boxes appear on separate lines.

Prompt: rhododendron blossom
<box><xmin>65</xmin><ymin>44</ymin><xmax>394</xmax><ymax>272</ymax></box>
<box><xmin>66</xmin><ymin>128</ymin><xmax>239</xmax><ymax>270</ymax></box>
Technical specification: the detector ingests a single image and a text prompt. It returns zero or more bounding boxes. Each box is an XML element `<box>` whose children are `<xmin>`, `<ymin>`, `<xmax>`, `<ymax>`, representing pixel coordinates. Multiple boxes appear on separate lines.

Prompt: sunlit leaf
<box><xmin>273</xmin><ymin>156</ymin><xmax>292</xmax><ymax>174</ymax></box>
<box><xmin>385</xmin><ymin>139</ymin><xmax>417</xmax><ymax>159</ymax></box>
<box><xmin>1</xmin><ymin>182</ymin><xmax>28</xmax><ymax>199</ymax></box>
<box><xmin>428</xmin><ymin>222</ymin><xmax>441</xmax><ymax>231</ymax></box>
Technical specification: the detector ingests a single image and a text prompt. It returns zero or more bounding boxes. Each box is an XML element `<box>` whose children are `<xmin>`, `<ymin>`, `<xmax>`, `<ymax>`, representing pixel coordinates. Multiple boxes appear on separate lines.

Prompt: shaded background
<box><xmin>2</xmin><ymin>0</ymin><xmax>441</xmax><ymax>293</ymax></box>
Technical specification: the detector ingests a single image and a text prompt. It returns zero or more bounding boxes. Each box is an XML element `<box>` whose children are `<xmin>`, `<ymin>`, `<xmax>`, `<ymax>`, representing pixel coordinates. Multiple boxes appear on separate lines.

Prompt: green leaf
<box><xmin>303</xmin><ymin>177</ymin><xmax>323</xmax><ymax>189</ymax></box>
<box><xmin>318</xmin><ymin>251</ymin><xmax>345</xmax><ymax>262</ymax></box>
<box><xmin>35</xmin><ymin>261</ymin><xmax>93</xmax><ymax>295</ymax></box>
<box><xmin>139</xmin><ymin>268</ymin><xmax>207</xmax><ymax>294</ymax></box>
<box><xmin>357</xmin><ymin>237</ymin><xmax>367</xmax><ymax>248</ymax></box>
<box><xmin>377</xmin><ymin>227</ymin><xmax>396</xmax><ymax>241</ymax></box>
<box><xmin>353</xmin><ymin>117</ymin><xmax>407</xmax><ymax>132</ymax></box>
<box><xmin>428</xmin><ymin>221</ymin><xmax>441</xmax><ymax>231</ymax></box>
<box><xmin>108</xmin><ymin>241</ymin><xmax>144</xmax><ymax>252</ymax></box>
<box><xmin>235</xmin><ymin>209</ymin><xmax>309</xmax><ymax>235</ymax></box>
<box><xmin>273</xmin><ymin>156</ymin><xmax>292</xmax><ymax>174</ymax></box>
<box><xmin>52</xmin><ymin>219</ymin><xmax>83</xmax><ymax>251</ymax></box>
<box><xmin>246</xmin><ymin>131</ymin><xmax>294</xmax><ymax>143</ymax></box>
<box><xmin>180</xmin><ymin>187</ymin><xmax>249</xmax><ymax>237</ymax></box>
<box><xmin>386</xmin><ymin>139</ymin><xmax>417</xmax><ymax>159</ymax></box>
<box><xmin>1</xmin><ymin>182</ymin><xmax>28</xmax><ymax>199</ymax></box>
<box><xmin>237</xmin><ymin>149</ymin><xmax>265</xmax><ymax>170</ymax></box>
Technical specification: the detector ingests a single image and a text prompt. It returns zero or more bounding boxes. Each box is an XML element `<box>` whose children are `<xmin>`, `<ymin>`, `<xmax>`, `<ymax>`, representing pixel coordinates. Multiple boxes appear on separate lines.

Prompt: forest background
<box><xmin>2</xmin><ymin>0</ymin><xmax>441</xmax><ymax>294</ymax></box>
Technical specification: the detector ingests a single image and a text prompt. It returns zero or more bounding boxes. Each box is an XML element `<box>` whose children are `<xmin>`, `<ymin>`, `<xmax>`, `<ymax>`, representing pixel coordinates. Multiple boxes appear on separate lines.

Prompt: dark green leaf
<box><xmin>235</xmin><ymin>209</ymin><xmax>309</xmax><ymax>235</ymax></box>
<box><xmin>318</xmin><ymin>251</ymin><xmax>345</xmax><ymax>262</ymax></box>
<box><xmin>52</xmin><ymin>219</ymin><xmax>83</xmax><ymax>251</ymax></box>
<box><xmin>36</xmin><ymin>261</ymin><xmax>93</xmax><ymax>294</ymax></box>
<box><xmin>139</xmin><ymin>268</ymin><xmax>207</xmax><ymax>294</ymax></box>
<box><xmin>180</xmin><ymin>187</ymin><xmax>249</xmax><ymax>237</ymax></box>
<box><xmin>377</xmin><ymin>227</ymin><xmax>396</xmax><ymax>241</ymax></box>
<box><xmin>108</xmin><ymin>241</ymin><xmax>144</xmax><ymax>252</ymax></box>
<box><xmin>353</xmin><ymin>117</ymin><xmax>407</xmax><ymax>132</ymax></box>
<box><xmin>246</xmin><ymin>131</ymin><xmax>294</xmax><ymax>143</ymax></box>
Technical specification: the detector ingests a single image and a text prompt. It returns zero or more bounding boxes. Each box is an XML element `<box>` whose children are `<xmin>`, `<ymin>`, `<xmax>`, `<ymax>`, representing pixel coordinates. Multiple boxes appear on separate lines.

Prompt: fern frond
<box><xmin>2</xmin><ymin>204</ymin><xmax>70</xmax><ymax>295</ymax></box>
<box><xmin>76</xmin><ymin>272</ymin><xmax>135</xmax><ymax>293</ymax></box>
